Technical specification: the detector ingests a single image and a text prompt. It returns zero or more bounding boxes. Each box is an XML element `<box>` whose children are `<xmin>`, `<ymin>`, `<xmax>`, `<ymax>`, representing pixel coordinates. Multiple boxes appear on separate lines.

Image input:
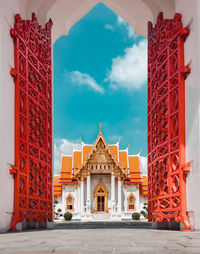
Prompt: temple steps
<box><xmin>92</xmin><ymin>213</ymin><xmax>110</xmax><ymax>221</ymax></box>
<box><xmin>53</xmin><ymin>221</ymin><xmax>152</xmax><ymax>229</ymax></box>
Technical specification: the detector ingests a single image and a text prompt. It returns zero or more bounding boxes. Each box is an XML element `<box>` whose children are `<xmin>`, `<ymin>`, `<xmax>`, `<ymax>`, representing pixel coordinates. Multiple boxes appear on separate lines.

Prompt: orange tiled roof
<box><xmin>73</xmin><ymin>151</ymin><xmax>82</xmax><ymax>169</ymax></box>
<box><xmin>127</xmin><ymin>156</ymin><xmax>142</xmax><ymax>184</ymax></box>
<box><xmin>83</xmin><ymin>145</ymin><xmax>92</xmax><ymax>161</ymax></box>
<box><xmin>58</xmin><ymin>131</ymin><xmax>146</xmax><ymax>189</ymax></box>
<box><xmin>54</xmin><ymin>176</ymin><xmax>62</xmax><ymax>197</ymax></box>
<box><xmin>59</xmin><ymin>156</ymin><xmax>74</xmax><ymax>184</ymax></box>
<box><xmin>109</xmin><ymin>145</ymin><xmax>118</xmax><ymax>161</ymax></box>
<box><xmin>119</xmin><ymin>151</ymin><xmax>128</xmax><ymax>168</ymax></box>
<box><xmin>140</xmin><ymin>175</ymin><xmax>148</xmax><ymax>197</ymax></box>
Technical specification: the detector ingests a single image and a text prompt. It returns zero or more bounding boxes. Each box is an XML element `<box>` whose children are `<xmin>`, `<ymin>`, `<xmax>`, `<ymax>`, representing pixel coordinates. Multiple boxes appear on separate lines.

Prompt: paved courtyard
<box><xmin>0</xmin><ymin>227</ymin><xmax>200</xmax><ymax>254</ymax></box>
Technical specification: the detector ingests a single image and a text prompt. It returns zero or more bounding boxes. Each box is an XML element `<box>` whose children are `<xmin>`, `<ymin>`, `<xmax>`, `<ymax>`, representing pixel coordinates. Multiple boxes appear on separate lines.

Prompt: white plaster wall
<box><xmin>175</xmin><ymin>0</ymin><xmax>200</xmax><ymax>231</ymax></box>
<box><xmin>0</xmin><ymin>0</ymin><xmax>25</xmax><ymax>232</ymax></box>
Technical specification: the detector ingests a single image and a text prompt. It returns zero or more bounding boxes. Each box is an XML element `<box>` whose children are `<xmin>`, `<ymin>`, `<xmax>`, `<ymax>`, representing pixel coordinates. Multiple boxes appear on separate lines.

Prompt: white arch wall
<box><xmin>0</xmin><ymin>0</ymin><xmax>21</xmax><ymax>232</ymax></box>
<box><xmin>175</xmin><ymin>0</ymin><xmax>200</xmax><ymax>231</ymax></box>
<box><xmin>0</xmin><ymin>0</ymin><xmax>200</xmax><ymax>231</ymax></box>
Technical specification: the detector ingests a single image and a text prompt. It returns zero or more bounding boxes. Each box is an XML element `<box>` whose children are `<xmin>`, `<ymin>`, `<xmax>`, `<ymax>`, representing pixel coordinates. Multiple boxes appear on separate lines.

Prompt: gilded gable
<box><xmin>89</xmin><ymin>140</ymin><xmax>113</xmax><ymax>164</ymax></box>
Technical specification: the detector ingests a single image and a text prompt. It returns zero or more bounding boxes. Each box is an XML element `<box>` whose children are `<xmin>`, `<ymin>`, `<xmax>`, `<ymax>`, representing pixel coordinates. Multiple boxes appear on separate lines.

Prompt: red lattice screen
<box><xmin>148</xmin><ymin>13</ymin><xmax>191</xmax><ymax>229</ymax></box>
<box><xmin>10</xmin><ymin>14</ymin><xmax>53</xmax><ymax>230</ymax></box>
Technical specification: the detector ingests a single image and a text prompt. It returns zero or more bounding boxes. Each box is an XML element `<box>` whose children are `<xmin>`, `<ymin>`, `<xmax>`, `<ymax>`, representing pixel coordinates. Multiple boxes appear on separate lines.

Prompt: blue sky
<box><xmin>53</xmin><ymin>3</ymin><xmax>147</xmax><ymax>174</ymax></box>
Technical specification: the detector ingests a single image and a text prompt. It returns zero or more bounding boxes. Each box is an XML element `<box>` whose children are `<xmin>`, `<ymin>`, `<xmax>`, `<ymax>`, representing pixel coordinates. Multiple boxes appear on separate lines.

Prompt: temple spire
<box><xmin>100</xmin><ymin>122</ymin><xmax>102</xmax><ymax>134</ymax></box>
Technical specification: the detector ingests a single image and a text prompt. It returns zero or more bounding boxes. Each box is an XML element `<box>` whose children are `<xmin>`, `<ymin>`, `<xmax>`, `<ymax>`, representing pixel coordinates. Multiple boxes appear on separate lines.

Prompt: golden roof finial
<box><xmin>100</xmin><ymin>122</ymin><xmax>102</xmax><ymax>134</ymax></box>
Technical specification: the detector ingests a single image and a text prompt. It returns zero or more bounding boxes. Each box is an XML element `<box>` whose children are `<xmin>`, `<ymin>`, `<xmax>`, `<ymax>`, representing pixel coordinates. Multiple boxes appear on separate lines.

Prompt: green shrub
<box><xmin>132</xmin><ymin>212</ymin><xmax>140</xmax><ymax>220</ymax></box>
<box><xmin>64</xmin><ymin>212</ymin><xmax>72</xmax><ymax>221</ymax></box>
<box><xmin>140</xmin><ymin>210</ymin><xmax>147</xmax><ymax>218</ymax></box>
<box><xmin>54</xmin><ymin>199</ymin><xmax>58</xmax><ymax>204</ymax></box>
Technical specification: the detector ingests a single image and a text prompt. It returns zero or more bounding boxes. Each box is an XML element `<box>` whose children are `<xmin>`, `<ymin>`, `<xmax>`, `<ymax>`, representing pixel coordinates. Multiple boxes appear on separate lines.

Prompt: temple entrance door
<box><xmin>93</xmin><ymin>180</ymin><xmax>108</xmax><ymax>213</ymax></box>
<box><xmin>97</xmin><ymin>196</ymin><xmax>105</xmax><ymax>212</ymax></box>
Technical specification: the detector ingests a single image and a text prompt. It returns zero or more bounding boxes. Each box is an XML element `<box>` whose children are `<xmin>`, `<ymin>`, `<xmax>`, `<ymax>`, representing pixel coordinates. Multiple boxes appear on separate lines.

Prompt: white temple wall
<box><xmin>115</xmin><ymin>178</ymin><xmax>118</xmax><ymax>205</ymax></box>
<box><xmin>126</xmin><ymin>185</ymin><xmax>140</xmax><ymax>212</ymax></box>
<box><xmin>91</xmin><ymin>175</ymin><xmax>111</xmax><ymax>211</ymax></box>
<box><xmin>139</xmin><ymin>196</ymin><xmax>146</xmax><ymax>211</ymax></box>
<box><xmin>175</xmin><ymin>0</ymin><xmax>200</xmax><ymax>231</ymax></box>
<box><xmin>62</xmin><ymin>185</ymin><xmax>76</xmax><ymax>213</ymax></box>
<box><xmin>121</xmin><ymin>183</ymin><xmax>125</xmax><ymax>211</ymax></box>
<box><xmin>54</xmin><ymin>196</ymin><xmax>62</xmax><ymax>217</ymax></box>
<box><xmin>84</xmin><ymin>180</ymin><xmax>87</xmax><ymax>209</ymax></box>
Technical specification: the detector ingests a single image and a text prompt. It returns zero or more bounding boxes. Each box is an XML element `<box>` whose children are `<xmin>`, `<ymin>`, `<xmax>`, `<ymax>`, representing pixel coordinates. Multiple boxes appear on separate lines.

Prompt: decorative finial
<box><xmin>100</xmin><ymin>122</ymin><xmax>102</xmax><ymax>133</ymax></box>
<box><xmin>80</xmin><ymin>137</ymin><xmax>82</xmax><ymax>143</ymax></box>
<box><xmin>138</xmin><ymin>148</ymin><xmax>142</xmax><ymax>156</ymax></box>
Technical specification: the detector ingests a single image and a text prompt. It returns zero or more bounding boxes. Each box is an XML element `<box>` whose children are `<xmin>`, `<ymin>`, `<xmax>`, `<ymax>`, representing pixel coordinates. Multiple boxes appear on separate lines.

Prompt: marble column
<box><xmin>86</xmin><ymin>174</ymin><xmax>91</xmax><ymax>212</ymax></box>
<box><xmin>76</xmin><ymin>184</ymin><xmax>79</xmax><ymax>212</ymax></box>
<box><xmin>118</xmin><ymin>178</ymin><xmax>122</xmax><ymax>213</ymax></box>
<box><xmin>62</xmin><ymin>186</ymin><xmax>66</xmax><ymax>212</ymax></box>
<box><xmin>124</xmin><ymin>184</ymin><xmax>127</xmax><ymax>212</ymax></box>
<box><xmin>111</xmin><ymin>173</ymin><xmax>115</xmax><ymax>212</ymax></box>
<box><xmin>80</xmin><ymin>178</ymin><xmax>84</xmax><ymax>213</ymax></box>
<box><xmin>78</xmin><ymin>182</ymin><xmax>81</xmax><ymax>213</ymax></box>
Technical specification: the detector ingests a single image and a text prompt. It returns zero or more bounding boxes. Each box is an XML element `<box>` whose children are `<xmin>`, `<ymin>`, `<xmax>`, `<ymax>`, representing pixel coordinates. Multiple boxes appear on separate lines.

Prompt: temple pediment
<box><xmin>75</xmin><ymin>129</ymin><xmax>126</xmax><ymax>179</ymax></box>
<box><xmin>89</xmin><ymin>140</ymin><xmax>113</xmax><ymax>164</ymax></box>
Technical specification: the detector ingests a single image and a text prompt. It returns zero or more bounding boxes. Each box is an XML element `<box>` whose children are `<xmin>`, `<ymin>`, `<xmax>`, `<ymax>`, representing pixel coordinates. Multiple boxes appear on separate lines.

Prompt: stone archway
<box><xmin>7</xmin><ymin>0</ymin><xmax>194</xmax><ymax>231</ymax></box>
<box><xmin>93</xmin><ymin>180</ymin><xmax>109</xmax><ymax>213</ymax></box>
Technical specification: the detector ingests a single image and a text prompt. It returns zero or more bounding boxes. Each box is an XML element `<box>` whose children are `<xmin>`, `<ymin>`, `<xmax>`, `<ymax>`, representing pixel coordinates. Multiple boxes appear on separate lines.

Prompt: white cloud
<box><xmin>105</xmin><ymin>24</ymin><xmax>114</xmax><ymax>31</ymax></box>
<box><xmin>65</xmin><ymin>70</ymin><xmax>104</xmax><ymax>94</ymax></box>
<box><xmin>54</xmin><ymin>139</ymin><xmax>81</xmax><ymax>175</ymax></box>
<box><xmin>105</xmin><ymin>39</ymin><xmax>147</xmax><ymax>90</ymax></box>
<box><xmin>139</xmin><ymin>156</ymin><xmax>147</xmax><ymax>176</ymax></box>
<box><xmin>117</xmin><ymin>16</ymin><xmax>134</xmax><ymax>39</ymax></box>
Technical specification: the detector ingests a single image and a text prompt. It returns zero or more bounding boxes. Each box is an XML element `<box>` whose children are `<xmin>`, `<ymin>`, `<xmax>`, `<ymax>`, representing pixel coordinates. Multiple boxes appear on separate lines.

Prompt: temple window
<box><xmin>100</xmin><ymin>165</ymin><xmax>102</xmax><ymax>169</ymax></box>
<box><xmin>66</xmin><ymin>194</ymin><xmax>74</xmax><ymax>211</ymax></box>
<box><xmin>91</xmin><ymin>165</ymin><xmax>93</xmax><ymax>169</ymax></box>
<box><xmin>104</xmin><ymin>165</ymin><xmax>106</xmax><ymax>169</ymax></box>
<box><xmin>108</xmin><ymin>165</ymin><xmax>110</xmax><ymax>169</ymax></box>
<box><xmin>127</xmin><ymin>193</ymin><xmax>136</xmax><ymax>211</ymax></box>
<box><xmin>96</xmin><ymin>165</ymin><xmax>98</xmax><ymax>169</ymax></box>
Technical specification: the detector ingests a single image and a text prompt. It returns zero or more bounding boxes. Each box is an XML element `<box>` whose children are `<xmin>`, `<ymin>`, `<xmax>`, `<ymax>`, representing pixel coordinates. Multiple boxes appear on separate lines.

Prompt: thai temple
<box><xmin>54</xmin><ymin>128</ymin><xmax>147</xmax><ymax>220</ymax></box>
